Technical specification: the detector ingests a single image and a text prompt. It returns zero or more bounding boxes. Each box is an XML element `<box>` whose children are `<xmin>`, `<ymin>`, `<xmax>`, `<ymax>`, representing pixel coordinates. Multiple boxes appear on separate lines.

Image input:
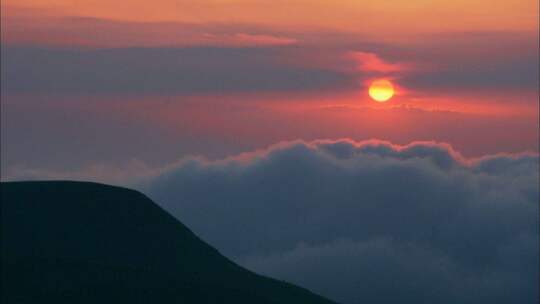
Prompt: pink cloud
<box><xmin>351</xmin><ymin>52</ymin><xmax>410</xmax><ymax>73</ymax></box>
<box><xmin>231</xmin><ymin>33</ymin><xmax>297</xmax><ymax>46</ymax></box>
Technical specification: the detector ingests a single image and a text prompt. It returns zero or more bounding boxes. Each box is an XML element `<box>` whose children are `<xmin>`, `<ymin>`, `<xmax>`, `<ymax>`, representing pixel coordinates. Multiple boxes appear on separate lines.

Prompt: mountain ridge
<box><xmin>1</xmin><ymin>181</ymin><xmax>339</xmax><ymax>304</ymax></box>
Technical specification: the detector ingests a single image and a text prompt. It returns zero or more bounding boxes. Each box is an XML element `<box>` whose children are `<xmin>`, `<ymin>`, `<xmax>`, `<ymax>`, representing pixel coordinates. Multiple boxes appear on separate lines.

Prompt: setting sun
<box><xmin>369</xmin><ymin>79</ymin><xmax>395</xmax><ymax>102</ymax></box>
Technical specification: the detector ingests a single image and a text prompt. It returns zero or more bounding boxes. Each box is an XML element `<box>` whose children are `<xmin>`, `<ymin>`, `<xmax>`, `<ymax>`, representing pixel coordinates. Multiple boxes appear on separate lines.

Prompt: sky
<box><xmin>1</xmin><ymin>1</ymin><xmax>539</xmax><ymax>303</ymax></box>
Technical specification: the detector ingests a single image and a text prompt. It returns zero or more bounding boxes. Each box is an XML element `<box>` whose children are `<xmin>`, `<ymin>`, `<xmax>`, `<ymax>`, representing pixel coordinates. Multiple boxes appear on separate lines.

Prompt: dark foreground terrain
<box><xmin>1</xmin><ymin>181</ymin><xmax>337</xmax><ymax>304</ymax></box>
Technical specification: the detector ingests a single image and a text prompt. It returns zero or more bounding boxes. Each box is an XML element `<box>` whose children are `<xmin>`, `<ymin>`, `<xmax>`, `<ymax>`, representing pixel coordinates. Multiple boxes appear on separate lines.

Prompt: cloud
<box><xmin>1</xmin><ymin>7</ymin><xmax>300</xmax><ymax>48</ymax></box>
<box><xmin>400</xmin><ymin>55</ymin><xmax>538</xmax><ymax>93</ymax></box>
<box><xmin>226</xmin><ymin>33</ymin><xmax>297</xmax><ymax>47</ymax></box>
<box><xmin>2</xmin><ymin>12</ymin><xmax>537</xmax><ymax>98</ymax></box>
<box><xmin>137</xmin><ymin>139</ymin><xmax>538</xmax><ymax>304</ymax></box>
<box><xmin>1</xmin><ymin>46</ymin><xmax>353</xmax><ymax>95</ymax></box>
<box><xmin>351</xmin><ymin>52</ymin><xmax>410</xmax><ymax>74</ymax></box>
<box><xmin>394</xmin><ymin>32</ymin><xmax>539</xmax><ymax>95</ymax></box>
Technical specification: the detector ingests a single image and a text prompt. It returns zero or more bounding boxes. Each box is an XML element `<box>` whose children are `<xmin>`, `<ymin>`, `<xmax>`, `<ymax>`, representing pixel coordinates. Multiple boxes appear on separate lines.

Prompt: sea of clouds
<box><xmin>137</xmin><ymin>139</ymin><xmax>539</xmax><ymax>304</ymax></box>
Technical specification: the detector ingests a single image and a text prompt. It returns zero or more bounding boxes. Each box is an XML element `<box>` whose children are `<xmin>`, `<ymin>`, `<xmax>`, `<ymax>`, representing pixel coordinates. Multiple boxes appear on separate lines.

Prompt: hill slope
<box><xmin>1</xmin><ymin>181</ymin><xmax>338</xmax><ymax>304</ymax></box>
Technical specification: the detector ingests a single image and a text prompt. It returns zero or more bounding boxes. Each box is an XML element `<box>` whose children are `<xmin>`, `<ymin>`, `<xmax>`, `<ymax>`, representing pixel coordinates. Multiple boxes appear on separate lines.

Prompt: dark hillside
<box><xmin>1</xmin><ymin>181</ymin><xmax>338</xmax><ymax>304</ymax></box>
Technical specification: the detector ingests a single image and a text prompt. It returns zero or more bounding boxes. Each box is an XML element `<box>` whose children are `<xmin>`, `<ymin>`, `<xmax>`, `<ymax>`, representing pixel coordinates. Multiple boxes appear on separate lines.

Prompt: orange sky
<box><xmin>3</xmin><ymin>0</ymin><xmax>538</xmax><ymax>35</ymax></box>
<box><xmin>1</xmin><ymin>0</ymin><xmax>538</xmax><ymax>174</ymax></box>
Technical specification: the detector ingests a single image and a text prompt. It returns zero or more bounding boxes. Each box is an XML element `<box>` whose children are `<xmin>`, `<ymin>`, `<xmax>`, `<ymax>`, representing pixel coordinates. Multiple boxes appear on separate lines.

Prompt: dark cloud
<box><xmin>2</xmin><ymin>27</ymin><xmax>537</xmax><ymax>97</ymax></box>
<box><xmin>399</xmin><ymin>55</ymin><xmax>538</xmax><ymax>93</ymax></box>
<box><xmin>1</xmin><ymin>47</ymin><xmax>354</xmax><ymax>95</ymax></box>
<box><xmin>393</xmin><ymin>32</ymin><xmax>539</xmax><ymax>95</ymax></box>
<box><xmin>139</xmin><ymin>140</ymin><xmax>539</xmax><ymax>304</ymax></box>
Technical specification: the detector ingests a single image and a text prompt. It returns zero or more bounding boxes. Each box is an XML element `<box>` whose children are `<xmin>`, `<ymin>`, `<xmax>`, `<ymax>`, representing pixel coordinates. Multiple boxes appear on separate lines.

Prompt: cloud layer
<box><xmin>2</xmin><ymin>30</ymin><xmax>537</xmax><ymax>97</ymax></box>
<box><xmin>1</xmin><ymin>47</ymin><xmax>354</xmax><ymax>95</ymax></box>
<box><xmin>139</xmin><ymin>140</ymin><xmax>539</xmax><ymax>304</ymax></box>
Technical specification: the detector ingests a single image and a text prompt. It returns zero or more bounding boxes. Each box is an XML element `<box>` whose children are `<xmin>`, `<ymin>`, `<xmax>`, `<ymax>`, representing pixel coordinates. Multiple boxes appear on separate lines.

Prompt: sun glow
<box><xmin>369</xmin><ymin>79</ymin><xmax>395</xmax><ymax>102</ymax></box>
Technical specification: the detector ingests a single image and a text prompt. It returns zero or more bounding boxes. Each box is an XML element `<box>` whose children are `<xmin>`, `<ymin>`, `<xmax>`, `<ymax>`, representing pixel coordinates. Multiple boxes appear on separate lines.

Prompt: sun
<box><xmin>369</xmin><ymin>79</ymin><xmax>394</xmax><ymax>102</ymax></box>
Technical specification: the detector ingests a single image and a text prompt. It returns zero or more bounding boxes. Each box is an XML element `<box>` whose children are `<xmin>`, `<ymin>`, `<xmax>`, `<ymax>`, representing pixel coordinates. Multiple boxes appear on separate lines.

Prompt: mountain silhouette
<box><xmin>1</xmin><ymin>181</ymin><xmax>338</xmax><ymax>304</ymax></box>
